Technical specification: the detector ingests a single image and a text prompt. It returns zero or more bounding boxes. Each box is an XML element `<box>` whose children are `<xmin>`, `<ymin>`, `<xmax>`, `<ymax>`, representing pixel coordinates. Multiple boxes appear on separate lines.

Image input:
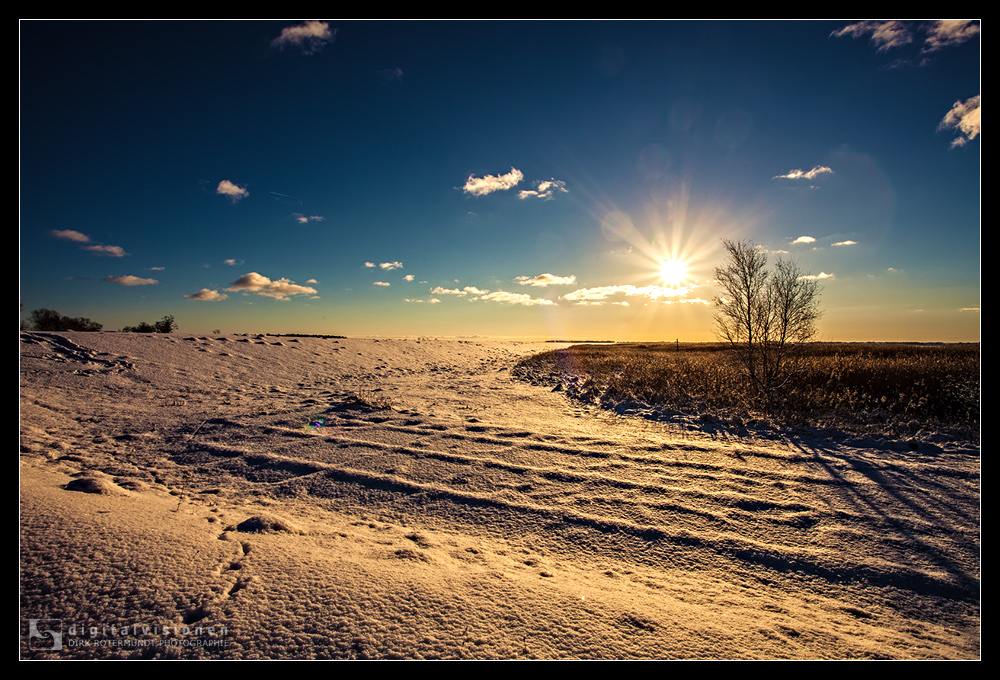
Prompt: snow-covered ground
<box><xmin>20</xmin><ymin>332</ymin><xmax>980</xmax><ymax>659</ymax></box>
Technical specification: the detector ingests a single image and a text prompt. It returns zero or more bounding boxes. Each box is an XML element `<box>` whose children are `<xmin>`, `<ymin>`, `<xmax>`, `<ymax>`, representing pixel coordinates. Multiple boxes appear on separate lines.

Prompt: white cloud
<box><xmin>831</xmin><ymin>21</ymin><xmax>913</xmax><ymax>51</ymax></box>
<box><xmin>104</xmin><ymin>275</ymin><xmax>157</xmax><ymax>286</ymax></box>
<box><xmin>938</xmin><ymin>95</ymin><xmax>980</xmax><ymax>147</ymax></box>
<box><xmin>462</xmin><ymin>168</ymin><xmax>524</xmax><ymax>196</ymax></box>
<box><xmin>832</xmin><ymin>240</ymin><xmax>857</xmax><ymax>247</ymax></box>
<box><xmin>792</xmin><ymin>236</ymin><xmax>816</xmax><ymax>245</ymax></box>
<box><xmin>373</xmin><ymin>281</ymin><xmax>390</xmax><ymax>287</ymax></box>
<box><xmin>923</xmin><ymin>20</ymin><xmax>980</xmax><ymax>53</ymax></box>
<box><xmin>403</xmin><ymin>274</ymin><xmax>415</xmax><ymax>282</ymax></box>
<box><xmin>185</xmin><ymin>288</ymin><xmax>228</xmax><ymax>301</ymax></box>
<box><xmin>271</xmin><ymin>21</ymin><xmax>335</xmax><ymax>55</ymax></box>
<box><xmin>404</xmin><ymin>298</ymin><xmax>441</xmax><ymax>304</ymax></box>
<box><xmin>774</xmin><ymin>166</ymin><xmax>833</xmax><ymax>181</ymax></box>
<box><xmin>150</xmin><ymin>266</ymin><xmax>165</xmax><ymax>271</ymax></box>
<box><xmin>562</xmin><ymin>284</ymin><xmax>705</xmax><ymax>305</ymax></box>
<box><xmin>225</xmin><ymin>272</ymin><xmax>318</xmax><ymax>300</ymax></box>
<box><xmin>364</xmin><ymin>262</ymin><xmax>376</xmax><ymax>268</ymax></box>
<box><xmin>217</xmin><ymin>180</ymin><xmax>249</xmax><ymax>202</ymax></box>
<box><xmin>50</xmin><ymin>229</ymin><xmax>89</xmax><ymax>242</ymax></box>
<box><xmin>516</xmin><ymin>273</ymin><xmax>577</xmax><ymax>287</ymax></box>
<box><xmin>224</xmin><ymin>259</ymin><xmax>237</xmax><ymax>266</ymax></box>
<box><xmin>424</xmin><ymin>284</ymin><xmax>554</xmax><ymax>305</ymax></box>
<box><xmin>478</xmin><ymin>291</ymin><xmax>554</xmax><ymax>306</ymax></box>
<box><xmin>293</xmin><ymin>213</ymin><xmax>324</xmax><ymax>224</ymax></box>
<box><xmin>84</xmin><ymin>244</ymin><xmax>127</xmax><ymax>257</ymax></box>
<box><xmin>832</xmin><ymin>20</ymin><xmax>979</xmax><ymax>58</ymax></box>
<box><xmin>799</xmin><ymin>272</ymin><xmax>835</xmax><ymax>281</ymax></box>
<box><xmin>379</xmin><ymin>261</ymin><xmax>403</xmax><ymax>270</ymax></box>
<box><xmin>292</xmin><ymin>213</ymin><xmax>326</xmax><ymax>224</ymax></box>
<box><xmin>519</xmin><ymin>179</ymin><xmax>568</xmax><ymax>200</ymax></box>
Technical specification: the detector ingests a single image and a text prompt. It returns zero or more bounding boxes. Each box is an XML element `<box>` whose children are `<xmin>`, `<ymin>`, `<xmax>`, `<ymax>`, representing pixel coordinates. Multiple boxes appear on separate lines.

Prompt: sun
<box><xmin>659</xmin><ymin>258</ymin><xmax>689</xmax><ymax>286</ymax></box>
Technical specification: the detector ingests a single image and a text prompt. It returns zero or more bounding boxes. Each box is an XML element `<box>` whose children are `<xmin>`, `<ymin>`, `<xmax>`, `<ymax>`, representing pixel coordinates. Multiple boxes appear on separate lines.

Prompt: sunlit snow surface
<box><xmin>20</xmin><ymin>333</ymin><xmax>980</xmax><ymax>659</ymax></box>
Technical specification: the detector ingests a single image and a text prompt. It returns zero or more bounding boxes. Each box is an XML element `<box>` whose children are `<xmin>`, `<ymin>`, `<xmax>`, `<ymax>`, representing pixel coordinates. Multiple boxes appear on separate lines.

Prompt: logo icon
<box><xmin>28</xmin><ymin>619</ymin><xmax>63</xmax><ymax>651</ymax></box>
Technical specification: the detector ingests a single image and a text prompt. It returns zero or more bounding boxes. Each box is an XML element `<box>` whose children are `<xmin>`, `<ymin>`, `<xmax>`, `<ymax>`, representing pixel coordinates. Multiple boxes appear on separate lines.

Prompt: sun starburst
<box><xmin>659</xmin><ymin>257</ymin><xmax>690</xmax><ymax>286</ymax></box>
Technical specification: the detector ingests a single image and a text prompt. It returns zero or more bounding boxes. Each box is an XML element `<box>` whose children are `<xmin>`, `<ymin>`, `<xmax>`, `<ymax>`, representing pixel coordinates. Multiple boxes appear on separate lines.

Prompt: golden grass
<box><xmin>514</xmin><ymin>343</ymin><xmax>980</xmax><ymax>440</ymax></box>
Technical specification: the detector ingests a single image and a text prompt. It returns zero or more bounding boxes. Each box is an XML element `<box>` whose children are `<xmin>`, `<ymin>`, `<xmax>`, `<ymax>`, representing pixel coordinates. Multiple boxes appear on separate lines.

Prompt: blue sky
<box><xmin>20</xmin><ymin>20</ymin><xmax>980</xmax><ymax>341</ymax></box>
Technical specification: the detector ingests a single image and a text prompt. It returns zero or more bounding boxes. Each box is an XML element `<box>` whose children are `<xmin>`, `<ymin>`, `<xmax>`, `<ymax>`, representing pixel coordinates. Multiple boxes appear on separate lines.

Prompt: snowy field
<box><xmin>19</xmin><ymin>332</ymin><xmax>980</xmax><ymax>659</ymax></box>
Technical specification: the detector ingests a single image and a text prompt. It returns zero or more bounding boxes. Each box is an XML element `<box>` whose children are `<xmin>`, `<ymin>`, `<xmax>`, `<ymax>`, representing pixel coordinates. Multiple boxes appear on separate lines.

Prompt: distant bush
<box><xmin>23</xmin><ymin>308</ymin><xmax>102</xmax><ymax>332</ymax></box>
<box><xmin>122</xmin><ymin>315</ymin><xmax>177</xmax><ymax>333</ymax></box>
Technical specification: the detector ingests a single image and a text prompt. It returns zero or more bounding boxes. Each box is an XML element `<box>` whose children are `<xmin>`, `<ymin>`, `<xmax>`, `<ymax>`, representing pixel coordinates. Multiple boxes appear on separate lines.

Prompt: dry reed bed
<box><xmin>513</xmin><ymin>343</ymin><xmax>980</xmax><ymax>441</ymax></box>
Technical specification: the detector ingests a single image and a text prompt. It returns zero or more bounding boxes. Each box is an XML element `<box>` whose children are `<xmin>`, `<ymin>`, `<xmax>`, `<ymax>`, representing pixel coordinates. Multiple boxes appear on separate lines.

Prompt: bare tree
<box><xmin>713</xmin><ymin>239</ymin><xmax>822</xmax><ymax>402</ymax></box>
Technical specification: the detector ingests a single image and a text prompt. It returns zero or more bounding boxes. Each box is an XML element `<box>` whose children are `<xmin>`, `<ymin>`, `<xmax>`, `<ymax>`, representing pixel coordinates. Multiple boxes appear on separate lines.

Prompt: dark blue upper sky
<box><xmin>20</xmin><ymin>20</ymin><xmax>980</xmax><ymax>340</ymax></box>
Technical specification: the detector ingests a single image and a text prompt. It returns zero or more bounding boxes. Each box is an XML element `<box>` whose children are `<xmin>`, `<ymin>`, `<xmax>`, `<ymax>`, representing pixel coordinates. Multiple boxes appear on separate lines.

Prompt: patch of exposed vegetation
<box><xmin>344</xmin><ymin>390</ymin><xmax>395</xmax><ymax>410</ymax></box>
<box><xmin>513</xmin><ymin>342</ymin><xmax>980</xmax><ymax>441</ymax></box>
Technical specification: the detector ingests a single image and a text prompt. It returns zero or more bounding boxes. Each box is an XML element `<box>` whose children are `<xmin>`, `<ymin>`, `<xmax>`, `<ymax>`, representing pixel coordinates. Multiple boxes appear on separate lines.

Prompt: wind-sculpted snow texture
<box><xmin>20</xmin><ymin>333</ymin><xmax>979</xmax><ymax>659</ymax></box>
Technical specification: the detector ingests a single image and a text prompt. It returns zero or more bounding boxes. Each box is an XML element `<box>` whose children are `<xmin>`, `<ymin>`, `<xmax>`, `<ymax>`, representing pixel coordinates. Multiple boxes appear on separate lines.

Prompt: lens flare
<box><xmin>306</xmin><ymin>415</ymin><xmax>327</xmax><ymax>430</ymax></box>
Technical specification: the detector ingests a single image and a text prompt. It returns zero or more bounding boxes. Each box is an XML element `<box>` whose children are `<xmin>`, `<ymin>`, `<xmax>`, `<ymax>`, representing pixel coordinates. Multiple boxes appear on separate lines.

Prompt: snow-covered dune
<box><xmin>20</xmin><ymin>333</ymin><xmax>980</xmax><ymax>659</ymax></box>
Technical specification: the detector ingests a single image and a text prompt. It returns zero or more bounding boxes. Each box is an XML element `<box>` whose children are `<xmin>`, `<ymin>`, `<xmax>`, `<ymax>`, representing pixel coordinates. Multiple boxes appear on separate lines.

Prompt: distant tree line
<box><xmin>262</xmin><ymin>333</ymin><xmax>347</xmax><ymax>339</ymax></box>
<box><xmin>22</xmin><ymin>308</ymin><xmax>103</xmax><ymax>332</ymax></box>
<box><xmin>21</xmin><ymin>309</ymin><xmax>178</xmax><ymax>334</ymax></box>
